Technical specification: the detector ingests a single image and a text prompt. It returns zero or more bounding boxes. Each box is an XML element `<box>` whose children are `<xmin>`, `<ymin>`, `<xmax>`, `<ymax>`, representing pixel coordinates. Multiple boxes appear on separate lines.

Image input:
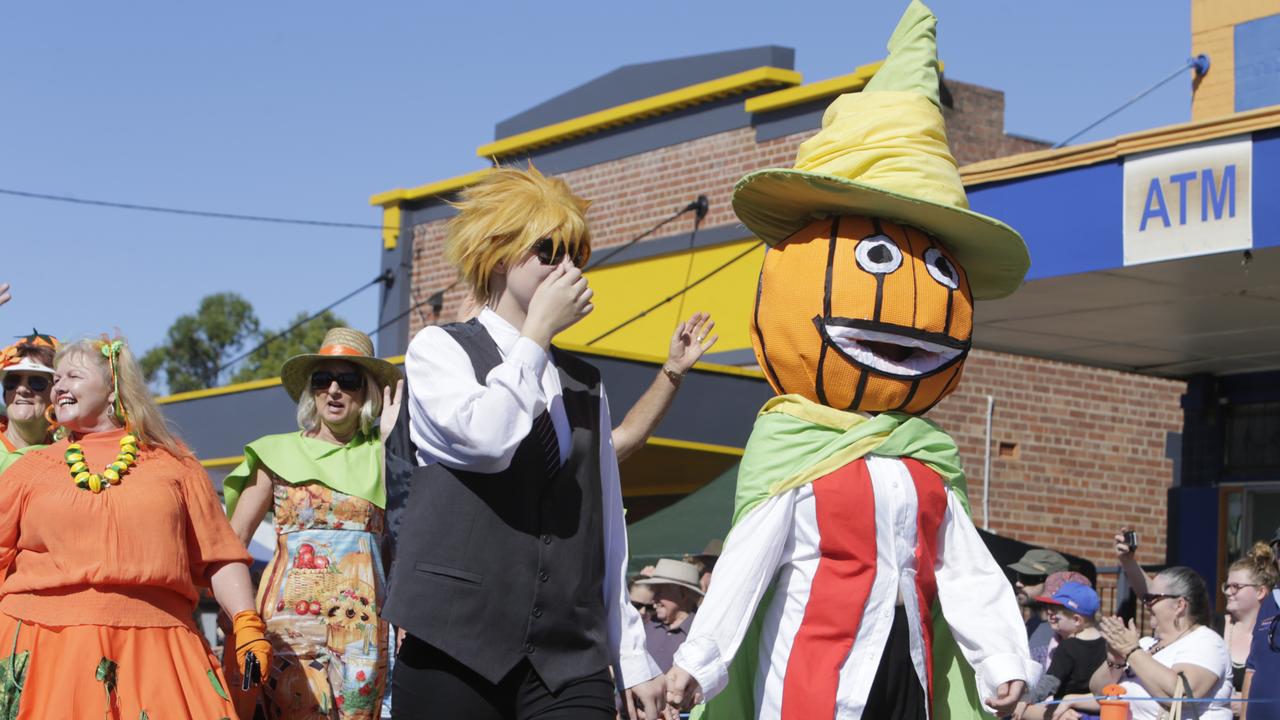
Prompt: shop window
<box><xmin>1225</xmin><ymin>401</ymin><xmax>1280</xmax><ymax>474</ymax></box>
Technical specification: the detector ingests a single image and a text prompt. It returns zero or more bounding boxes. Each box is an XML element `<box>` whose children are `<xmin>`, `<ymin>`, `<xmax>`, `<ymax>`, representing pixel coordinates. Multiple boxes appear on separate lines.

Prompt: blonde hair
<box><xmin>445</xmin><ymin>165</ymin><xmax>592</xmax><ymax>305</ymax></box>
<box><xmin>1230</xmin><ymin>541</ymin><xmax>1279</xmax><ymax>591</ymax></box>
<box><xmin>295</xmin><ymin>368</ymin><xmax>382</xmax><ymax>437</ymax></box>
<box><xmin>54</xmin><ymin>338</ymin><xmax>189</xmax><ymax>458</ymax></box>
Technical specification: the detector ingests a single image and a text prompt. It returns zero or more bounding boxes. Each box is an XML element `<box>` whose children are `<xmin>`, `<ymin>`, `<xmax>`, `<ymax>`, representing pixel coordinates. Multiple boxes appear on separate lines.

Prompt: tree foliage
<box><xmin>141</xmin><ymin>293</ymin><xmax>260</xmax><ymax>393</ymax></box>
<box><xmin>230</xmin><ymin>309</ymin><xmax>346</xmax><ymax>384</ymax></box>
<box><xmin>141</xmin><ymin>294</ymin><xmax>349</xmax><ymax>394</ymax></box>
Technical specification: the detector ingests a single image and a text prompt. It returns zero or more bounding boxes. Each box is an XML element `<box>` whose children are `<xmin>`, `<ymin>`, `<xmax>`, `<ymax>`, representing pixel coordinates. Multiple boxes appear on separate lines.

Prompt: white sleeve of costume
<box><xmin>599</xmin><ymin>386</ymin><xmax>662</xmax><ymax>689</ymax></box>
<box><xmin>935</xmin><ymin>486</ymin><xmax>1042</xmax><ymax>697</ymax></box>
<box><xmin>672</xmin><ymin>490</ymin><xmax>795</xmax><ymax>700</ymax></box>
<box><xmin>404</xmin><ymin>325</ymin><xmax>549</xmax><ymax>471</ymax></box>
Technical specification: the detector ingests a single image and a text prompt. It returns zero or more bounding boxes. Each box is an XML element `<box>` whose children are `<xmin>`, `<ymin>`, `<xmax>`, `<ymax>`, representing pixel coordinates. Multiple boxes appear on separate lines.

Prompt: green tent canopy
<box><xmin>626</xmin><ymin>461</ymin><xmax>739</xmax><ymax>575</ymax></box>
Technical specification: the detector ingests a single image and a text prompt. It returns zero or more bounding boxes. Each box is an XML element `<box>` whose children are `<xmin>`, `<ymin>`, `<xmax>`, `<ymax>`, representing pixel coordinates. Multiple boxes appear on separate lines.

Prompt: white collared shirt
<box><xmin>403</xmin><ymin>308</ymin><xmax>660</xmax><ymax>689</ymax></box>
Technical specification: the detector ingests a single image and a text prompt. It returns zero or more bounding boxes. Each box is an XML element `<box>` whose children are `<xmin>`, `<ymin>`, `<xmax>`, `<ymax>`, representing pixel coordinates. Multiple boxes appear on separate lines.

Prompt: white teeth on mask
<box><xmin>824</xmin><ymin>325</ymin><xmax>963</xmax><ymax>377</ymax></box>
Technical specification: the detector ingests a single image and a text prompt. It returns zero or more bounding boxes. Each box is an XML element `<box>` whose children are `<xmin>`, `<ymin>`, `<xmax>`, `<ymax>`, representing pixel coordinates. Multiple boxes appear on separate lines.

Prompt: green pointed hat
<box><xmin>732</xmin><ymin>0</ymin><xmax>1029</xmax><ymax>299</ymax></box>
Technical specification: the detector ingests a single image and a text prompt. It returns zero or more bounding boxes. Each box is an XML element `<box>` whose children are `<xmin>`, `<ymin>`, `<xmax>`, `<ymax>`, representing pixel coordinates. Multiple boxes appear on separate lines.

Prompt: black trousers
<box><xmin>392</xmin><ymin>635</ymin><xmax>615</xmax><ymax>720</ymax></box>
<box><xmin>863</xmin><ymin>605</ymin><xmax>929</xmax><ymax>720</ymax></box>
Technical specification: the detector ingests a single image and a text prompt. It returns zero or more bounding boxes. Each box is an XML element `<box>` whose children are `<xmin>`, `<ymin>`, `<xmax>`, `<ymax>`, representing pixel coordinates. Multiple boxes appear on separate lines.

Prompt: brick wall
<box><xmin>406</xmin><ymin>79</ymin><xmax>1049</xmax><ymax>334</ymax></box>
<box><xmin>930</xmin><ymin>349</ymin><xmax>1186</xmax><ymax>571</ymax></box>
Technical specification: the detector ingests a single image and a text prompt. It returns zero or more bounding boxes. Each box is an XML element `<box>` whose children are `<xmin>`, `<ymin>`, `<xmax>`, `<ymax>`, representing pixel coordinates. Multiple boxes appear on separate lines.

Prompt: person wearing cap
<box><xmin>224</xmin><ymin>327</ymin><xmax>404</xmax><ymax>720</ymax></box>
<box><xmin>385</xmin><ymin>166</ymin><xmax>666</xmax><ymax>720</ymax></box>
<box><xmin>1029</xmin><ymin>571</ymin><xmax>1091</xmax><ymax>672</ymax></box>
<box><xmin>0</xmin><ymin>330</ymin><xmax>58</xmax><ymax>474</ymax></box>
<box><xmin>1018</xmin><ymin>582</ymin><xmax>1106</xmax><ymax>720</ymax></box>
<box><xmin>635</xmin><ymin>559</ymin><xmax>704</xmax><ymax>674</ymax></box>
<box><xmin>665</xmin><ymin>4</ymin><xmax>1037</xmax><ymax>719</ymax></box>
<box><xmin>0</xmin><ymin>335</ymin><xmax>270</xmax><ymax>717</ymax></box>
<box><xmin>1008</xmin><ymin>548</ymin><xmax>1071</xmax><ymax>634</ymax></box>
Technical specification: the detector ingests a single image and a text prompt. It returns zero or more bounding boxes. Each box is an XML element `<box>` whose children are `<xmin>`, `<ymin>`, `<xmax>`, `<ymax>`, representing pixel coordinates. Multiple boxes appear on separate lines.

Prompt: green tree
<box><xmin>142</xmin><ymin>293</ymin><xmax>261</xmax><ymax>393</ymax></box>
<box><xmin>229</xmin><ymin>309</ymin><xmax>347</xmax><ymax>384</ymax></box>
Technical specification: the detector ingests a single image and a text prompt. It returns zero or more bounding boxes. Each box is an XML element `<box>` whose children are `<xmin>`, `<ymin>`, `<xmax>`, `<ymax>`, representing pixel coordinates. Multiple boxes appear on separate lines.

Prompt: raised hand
<box><xmin>666</xmin><ymin>312</ymin><xmax>718</xmax><ymax>375</ymax></box>
<box><xmin>380</xmin><ymin>379</ymin><xmax>404</xmax><ymax>439</ymax></box>
<box><xmin>0</xmin><ymin>283</ymin><xmax>10</xmax><ymax>307</ymax></box>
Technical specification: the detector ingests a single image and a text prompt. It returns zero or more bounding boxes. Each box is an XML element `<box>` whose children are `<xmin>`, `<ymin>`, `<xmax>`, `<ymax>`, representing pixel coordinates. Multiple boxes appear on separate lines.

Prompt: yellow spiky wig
<box><xmin>445</xmin><ymin>165</ymin><xmax>592</xmax><ymax>305</ymax></box>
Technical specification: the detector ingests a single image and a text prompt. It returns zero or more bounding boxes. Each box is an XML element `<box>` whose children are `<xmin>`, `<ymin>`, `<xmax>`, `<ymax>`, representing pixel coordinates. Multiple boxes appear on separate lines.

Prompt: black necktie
<box><xmin>531</xmin><ymin>411</ymin><xmax>561</xmax><ymax>479</ymax></box>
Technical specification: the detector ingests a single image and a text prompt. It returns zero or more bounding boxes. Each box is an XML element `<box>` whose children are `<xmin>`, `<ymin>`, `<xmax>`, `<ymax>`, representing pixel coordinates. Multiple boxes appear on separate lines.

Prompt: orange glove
<box><xmin>232</xmin><ymin>610</ymin><xmax>271</xmax><ymax>689</ymax></box>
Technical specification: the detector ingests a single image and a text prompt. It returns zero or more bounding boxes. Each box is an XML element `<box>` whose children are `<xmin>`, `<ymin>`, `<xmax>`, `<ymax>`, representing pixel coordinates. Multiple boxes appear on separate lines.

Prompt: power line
<box><xmin>219</xmin><ymin>271</ymin><xmax>392</xmax><ymax>373</ymax></box>
<box><xmin>587</xmin><ymin>241</ymin><xmax>763</xmax><ymax>346</ymax></box>
<box><xmin>1053</xmin><ymin>55</ymin><xmax>1210</xmax><ymax>149</ymax></box>
<box><xmin>584</xmin><ymin>196</ymin><xmax>707</xmax><ymax>271</ymax></box>
<box><xmin>0</xmin><ymin>187</ymin><xmax>393</xmax><ymax>231</ymax></box>
<box><xmin>367</xmin><ymin>280</ymin><xmax>461</xmax><ymax>340</ymax></box>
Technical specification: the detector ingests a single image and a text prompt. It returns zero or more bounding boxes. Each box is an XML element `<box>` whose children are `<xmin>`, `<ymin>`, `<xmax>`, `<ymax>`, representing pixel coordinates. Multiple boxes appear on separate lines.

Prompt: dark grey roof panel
<box><xmin>496</xmin><ymin>46</ymin><xmax>795</xmax><ymax>139</ymax></box>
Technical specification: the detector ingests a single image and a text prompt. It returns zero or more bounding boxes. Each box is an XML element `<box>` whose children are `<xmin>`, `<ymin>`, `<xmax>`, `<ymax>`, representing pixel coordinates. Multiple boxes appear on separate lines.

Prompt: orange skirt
<box><xmin>0</xmin><ymin>611</ymin><xmax>241</xmax><ymax>720</ymax></box>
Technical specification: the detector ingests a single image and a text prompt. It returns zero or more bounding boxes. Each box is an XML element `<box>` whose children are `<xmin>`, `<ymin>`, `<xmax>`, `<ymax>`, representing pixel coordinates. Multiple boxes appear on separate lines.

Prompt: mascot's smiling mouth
<box><xmin>814</xmin><ymin>316</ymin><xmax>969</xmax><ymax>379</ymax></box>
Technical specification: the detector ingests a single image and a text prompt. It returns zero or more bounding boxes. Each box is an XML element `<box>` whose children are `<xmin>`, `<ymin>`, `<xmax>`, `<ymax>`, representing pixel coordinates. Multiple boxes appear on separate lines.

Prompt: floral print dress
<box><xmin>255</xmin><ymin>477</ymin><xmax>388</xmax><ymax>720</ymax></box>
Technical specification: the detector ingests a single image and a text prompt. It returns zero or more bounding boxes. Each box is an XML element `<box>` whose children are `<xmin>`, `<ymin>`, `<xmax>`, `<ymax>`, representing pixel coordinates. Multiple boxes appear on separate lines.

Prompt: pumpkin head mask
<box><xmin>751</xmin><ymin>214</ymin><xmax>971</xmax><ymax>415</ymax></box>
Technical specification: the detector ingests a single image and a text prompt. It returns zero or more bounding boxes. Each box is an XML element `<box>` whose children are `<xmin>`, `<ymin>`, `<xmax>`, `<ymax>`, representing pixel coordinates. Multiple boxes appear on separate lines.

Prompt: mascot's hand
<box><xmin>665</xmin><ymin>665</ymin><xmax>703</xmax><ymax>711</ymax></box>
<box><xmin>986</xmin><ymin>679</ymin><xmax>1026</xmax><ymax>717</ymax></box>
<box><xmin>232</xmin><ymin>610</ymin><xmax>272</xmax><ymax>688</ymax></box>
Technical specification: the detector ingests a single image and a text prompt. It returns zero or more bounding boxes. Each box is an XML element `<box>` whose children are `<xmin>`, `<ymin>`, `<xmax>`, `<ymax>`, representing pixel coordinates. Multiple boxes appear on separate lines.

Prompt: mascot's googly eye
<box><xmin>924</xmin><ymin>247</ymin><xmax>959</xmax><ymax>290</ymax></box>
<box><xmin>855</xmin><ymin>235</ymin><xmax>903</xmax><ymax>275</ymax></box>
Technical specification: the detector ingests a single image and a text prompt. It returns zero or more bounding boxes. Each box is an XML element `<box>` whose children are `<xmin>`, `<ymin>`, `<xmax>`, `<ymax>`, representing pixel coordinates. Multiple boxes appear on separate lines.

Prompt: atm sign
<box><xmin>1123</xmin><ymin>135</ymin><xmax>1252</xmax><ymax>266</ymax></box>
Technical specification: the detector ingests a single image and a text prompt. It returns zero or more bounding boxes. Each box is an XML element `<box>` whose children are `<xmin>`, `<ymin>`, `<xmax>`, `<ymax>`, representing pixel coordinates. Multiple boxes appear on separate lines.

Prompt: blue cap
<box><xmin>1037</xmin><ymin>581</ymin><xmax>1100</xmax><ymax>617</ymax></box>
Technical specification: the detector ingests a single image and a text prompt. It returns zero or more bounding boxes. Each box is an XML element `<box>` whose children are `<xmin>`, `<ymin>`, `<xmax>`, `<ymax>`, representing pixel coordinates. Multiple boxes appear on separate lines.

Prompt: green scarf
<box><xmin>697</xmin><ymin>395</ymin><xmax>993</xmax><ymax>720</ymax></box>
<box><xmin>222</xmin><ymin>431</ymin><xmax>385</xmax><ymax>517</ymax></box>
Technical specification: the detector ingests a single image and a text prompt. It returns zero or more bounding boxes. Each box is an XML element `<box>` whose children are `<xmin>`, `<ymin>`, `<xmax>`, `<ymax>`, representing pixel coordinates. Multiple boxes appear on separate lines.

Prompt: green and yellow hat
<box><xmin>731</xmin><ymin>0</ymin><xmax>1030</xmax><ymax>299</ymax></box>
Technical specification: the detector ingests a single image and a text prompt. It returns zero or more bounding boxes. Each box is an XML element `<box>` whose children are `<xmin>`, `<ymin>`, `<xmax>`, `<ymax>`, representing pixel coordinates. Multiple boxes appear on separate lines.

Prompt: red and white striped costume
<box><xmin>673</xmin><ymin>455</ymin><xmax>1037</xmax><ymax>719</ymax></box>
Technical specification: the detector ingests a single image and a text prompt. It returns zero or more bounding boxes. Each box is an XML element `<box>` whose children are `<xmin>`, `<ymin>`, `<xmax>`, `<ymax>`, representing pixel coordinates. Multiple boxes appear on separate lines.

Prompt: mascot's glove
<box><xmin>232</xmin><ymin>610</ymin><xmax>271</xmax><ymax>689</ymax></box>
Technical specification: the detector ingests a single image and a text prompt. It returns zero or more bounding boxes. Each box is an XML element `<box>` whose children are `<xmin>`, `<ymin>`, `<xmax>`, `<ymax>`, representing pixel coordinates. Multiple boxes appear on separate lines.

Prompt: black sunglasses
<box><xmin>1016</xmin><ymin>572</ymin><xmax>1048</xmax><ymax>586</ymax></box>
<box><xmin>631</xmin><ymin>601</ymin><xmax>654</xmax><ymax>613</ymax></box>
<box><xmin>3</xmin><ymin>374</ymin><xmax>50</xmax><ymax>393</ymax></box>
<box><xmin>532</xmin><ymin>237</ymin><xmax>589</xmax><ymax>268</ymax></box>
<box><xmin>1141</xmin><ymin>592</ymin><xmax>1182</xmax><ymax>608</ymax></box>
<box><xmin>310</xmin><ymin>371</ymin><xmax>365</xmax><ymax>392</ymax></box>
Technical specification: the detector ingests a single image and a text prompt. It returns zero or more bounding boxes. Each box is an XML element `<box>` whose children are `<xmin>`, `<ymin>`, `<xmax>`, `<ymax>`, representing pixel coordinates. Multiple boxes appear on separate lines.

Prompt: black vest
<box><xmin>383</xmin><ymin>320</ymin><xmax>610</xmax><ymax>691</ymax></box>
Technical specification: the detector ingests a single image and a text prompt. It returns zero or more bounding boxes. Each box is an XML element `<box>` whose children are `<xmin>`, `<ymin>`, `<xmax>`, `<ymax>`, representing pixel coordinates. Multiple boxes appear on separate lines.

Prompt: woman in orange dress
<box><xmin>0</xmin><ymin>336</ymin><xmax>272</xmax><ymax>719</ymax></box>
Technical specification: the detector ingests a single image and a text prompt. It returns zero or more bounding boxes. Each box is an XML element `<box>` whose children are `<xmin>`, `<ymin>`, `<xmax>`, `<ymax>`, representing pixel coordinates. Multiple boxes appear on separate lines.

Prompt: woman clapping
<box><xmin>0</xmin><ymin>336</ymin><xmax>270</xmax><ymax>719</ymax></box>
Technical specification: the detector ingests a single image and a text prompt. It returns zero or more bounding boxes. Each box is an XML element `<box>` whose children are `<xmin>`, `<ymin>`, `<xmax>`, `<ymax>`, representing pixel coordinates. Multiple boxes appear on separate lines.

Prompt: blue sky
<box><xmin>1</xmin><ymin>1</ymin><xmax>1190</xmax><ymax>384</ymax></box>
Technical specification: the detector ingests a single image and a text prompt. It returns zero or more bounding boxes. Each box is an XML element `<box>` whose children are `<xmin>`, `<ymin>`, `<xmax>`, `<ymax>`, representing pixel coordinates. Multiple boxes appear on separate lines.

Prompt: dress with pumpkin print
<box><xmin>255</xmin><ymin>477</ymin><xmax>388</xmax><ymax>720</ymax></box>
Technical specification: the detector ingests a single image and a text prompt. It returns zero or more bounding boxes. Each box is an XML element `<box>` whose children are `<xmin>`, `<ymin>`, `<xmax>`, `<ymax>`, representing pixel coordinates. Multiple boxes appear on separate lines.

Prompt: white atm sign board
<box><xmin>1122</xmin><ymin>135</ymin><xmax>1252</xmax><ymax>266</ymax></box>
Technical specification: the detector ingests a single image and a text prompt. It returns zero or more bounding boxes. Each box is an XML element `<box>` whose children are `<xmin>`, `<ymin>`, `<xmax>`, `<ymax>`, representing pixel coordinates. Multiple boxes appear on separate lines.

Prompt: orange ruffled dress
<box><xmin>0</xmin><ymin>428</ymin><xmax>252</xmax><ymax>719</ymax></box>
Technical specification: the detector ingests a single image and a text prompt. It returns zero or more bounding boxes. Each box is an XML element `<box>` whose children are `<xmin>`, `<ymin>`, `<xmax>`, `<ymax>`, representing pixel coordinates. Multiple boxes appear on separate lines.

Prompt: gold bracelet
<box><xmin>662</xmin><ymin>366</ymin><xmax>685</xmax><ymax>384</ymax></box>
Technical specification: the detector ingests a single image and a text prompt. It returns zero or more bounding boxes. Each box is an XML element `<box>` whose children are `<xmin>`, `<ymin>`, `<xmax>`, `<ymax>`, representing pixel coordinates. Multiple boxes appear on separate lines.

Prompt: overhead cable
<box><xmin>0</xmin><ymin>187</ymin><xmax>391</xmax><ymax>231</ymax></box>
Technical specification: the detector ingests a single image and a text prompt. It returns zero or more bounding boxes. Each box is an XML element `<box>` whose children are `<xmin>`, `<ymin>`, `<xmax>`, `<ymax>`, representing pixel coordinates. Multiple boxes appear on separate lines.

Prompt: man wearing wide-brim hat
<box><xmin>634</xmin><ymin>559</ymin><xmax>704</xmax><ymax>675</ymax></box>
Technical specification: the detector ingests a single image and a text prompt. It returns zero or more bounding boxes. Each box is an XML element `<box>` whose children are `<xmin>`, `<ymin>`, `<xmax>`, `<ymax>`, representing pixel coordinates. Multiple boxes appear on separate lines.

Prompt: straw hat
<box><xmin>280</xmin><ymin>328</ymin><xmax>403</xmax><ymax>402</ymax></box>
<box><xmin>634</xmin><ymin>558</ymin><xmax>705</xmax><ymax>596</ymax></box>
<box><xmin>731</xmin><ymin>0</ymin><xmax>1029</xmax><ymax>300</ymax></box>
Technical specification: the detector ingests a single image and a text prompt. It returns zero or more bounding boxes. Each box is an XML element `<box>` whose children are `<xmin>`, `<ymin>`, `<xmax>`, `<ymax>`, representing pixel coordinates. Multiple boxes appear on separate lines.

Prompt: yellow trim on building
<box><xmin>381</xmin><ymin>205</ymin><xmax>402</xmax><ymax>250</ymax></box>
<box><xmin>476</xmin><ymin>66</ymin><xmax>802</xmax><ymax>160</ymax></box>
<box><xmin>369</xmin><ymin>168</ymin><xmax>494</xmax><ymax>209</ymax></box>
<box><xmin>745</xmin><ymin>61</ymin><xmax>882</xmax><ymax>113</ymax></box>
<box><xmin>157</xmin><ymin>376</ymin><xmax>283</xmax><ymax>406</ymax></box>
<box><xmin>960</xmin><ymin>103</ymin><xmax>1280</xmax><ymax>187</ymax></box>
<box><xmin>645</xmin><ymin>436</ymin><xmax>745</xmax><ymax>456</ymax></box>
<box><xmin>201</xmin><ymin>455</ymin><xmax>246</xmax><ymax>469</ymax></box>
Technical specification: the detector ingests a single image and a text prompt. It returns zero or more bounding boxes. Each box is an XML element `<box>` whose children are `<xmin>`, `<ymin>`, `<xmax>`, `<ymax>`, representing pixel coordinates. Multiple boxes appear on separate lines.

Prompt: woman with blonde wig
<box><xmin>0</xmin><ymin>336</ymin><xmax>270</xmax><ymax>719</ymax></box>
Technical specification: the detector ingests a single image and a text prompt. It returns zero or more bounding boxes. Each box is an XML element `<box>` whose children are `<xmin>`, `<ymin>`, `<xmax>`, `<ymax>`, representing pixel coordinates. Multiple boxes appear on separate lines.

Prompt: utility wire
<box><xmin>587</xmin><ymin>241</ymin><xmax>763</xmax><ymax>346</ymax></box>
<box><xmin>220</xmin><ymin>271</ymin><xmax>392</xmax><ymax>373</ymax></box>
<box><xmin>1054</xmin><ymin>55</ymin><xmax>1210</xmax><ymax>149</ymax></box>
<box><xmin>673</xmin><ymin>201</ymin><xmax>708</xmax><ymax>323</ymax></box>
<box><xmin>367</xmin><ymin>280</ymin><xmax>461</xmax><ymax>340</ymax></box>
<box><xmin>0</xmin><ymin>187</ymin><xmax>392</xmax><ymax>231</ymax></box>
<box><xmin>584</xmin><ymin>196</ymin><xmax>707</xmax><ymax>271</ymax></box>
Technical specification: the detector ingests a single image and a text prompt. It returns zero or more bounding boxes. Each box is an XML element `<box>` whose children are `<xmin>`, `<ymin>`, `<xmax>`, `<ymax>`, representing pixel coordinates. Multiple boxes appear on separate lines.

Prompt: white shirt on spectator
<box><xmin>1120</xmin><ymin>626</ymin><xmax>1232</xmax><ymax>720</ymax></box>
<box><xmin>403</xmin><ymin>307</ymin><xmax>661</xmax><ymax>689</ymax></box>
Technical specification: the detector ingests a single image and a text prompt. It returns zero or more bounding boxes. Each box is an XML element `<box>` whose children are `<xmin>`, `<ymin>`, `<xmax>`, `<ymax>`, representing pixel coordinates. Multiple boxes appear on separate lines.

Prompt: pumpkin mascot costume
<box><xmin>668</xmin><ymin>3</ymin><xmax>1040</xmax><ymax>719</ymax></box>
